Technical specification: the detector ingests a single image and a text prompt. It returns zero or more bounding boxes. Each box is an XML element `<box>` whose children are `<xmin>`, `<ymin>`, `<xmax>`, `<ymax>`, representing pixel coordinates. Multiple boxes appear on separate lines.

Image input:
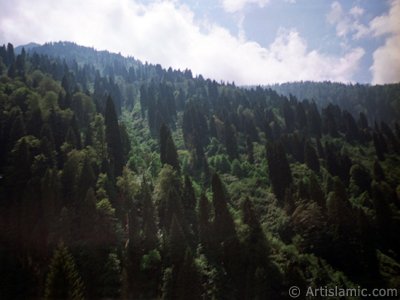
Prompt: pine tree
<box><xmin>9</xmin><ymin>113</ymin><xmax>26</xmax><ymax>144</ymax></box>
<box><xmin>198</xmin><ymin>193</ymin><xmax>212</xmax><ymax>255</ymax></box>
<box><xmin>266</xmin><ymin>141</ymin><xmax>292</xmax><ymax>202</ymax></box>
<box><xmin>64</xmin><ymin>126</ymin><xmax>78</xmax><ymax>150</ymax></box>
<box><xmin>380</xmin><ymin>121</ymin><xmax>399</xmax><ymax>153</ymax></box>
<box><xmin>44</xmin><ymin>242</ymin><xmax>85</xmax><ymax>300</ymax></box>
<box><xmin>159</xmin><ymin>123</ymin><xmax>180</xmax><ymax>172</ymax></box>
<box><xmin>343</xmin><ymin>110</ymin><xmax>359</xmax><ymax>141</ymax></box>
<box><xmin>304</xmin><ymin>141</ymin><xmax>320</xmax><ymax>172</ymax></box>
<box><xmin>141</xmin><ymin>179</ymin><xmax>158</xmax><ymax>253</ymax></box>
<box><xmin>308</xmin><ymin>173</ymin><xmax>325</xmax><ymax>209</ymax></box>
<box><xmin>373</xmin><ymin>160</ymin><xmax>385</xmax><ymax>182</ymax></box>
<box><xmin>105</xmin><ymin>96</ymin><xmax>124</xmax><ymax>177</ymax></box>
<box><xmin>371</xmin><ymin>181</ymin><xmax>393</xmax><ymax>245</ymax></box>
<box><xmin>349</xmin><ymin>164</ymin><xmax>372</xmax><ymax>196</ymax></box>
<box><xmin>307</xmin><ymin>102</ymin><xmax>322</xmax><ymax>138</ymax></box>
<box><xmin>167</xmin><ymin>215</ymin><xmax>187</xmax><ymax>266</ymax></box>
<box><xmin>283</xmin><ymin>100</ymin><xmax>295</xmax><ymax>132</ymax></box>
<box><xmin>182</xmin><ymin>175</ymin><xmax>198</xmax><ymax>240</ymax></box>
<box><xmin>211</xmin><ymin>173</ymin><xmax>242</xmax><ymax>294</ymax></box>
<box><xmin>77</xmin><ymin>156</ymin><xmax>95</xmax><ymax>200</ymax></box>
<box><xmin>175</xmin><ymin>249</ymin><xmax>202</xmax><ymax>300</ymax></box>
<box><xmin>246</xmin><ymin>136</ymin><xmax>254</xmax><ymax>164</ymax></box>
<box><xmin>156</xmin><ymin>165</ymin><xmax>186</xmax><ymax>235</ymax></box>
<box><xmin>242</xmin><ymin>198</ymin><xmax>269</xmax><ymax>256</ymax></box>
<box><xmin>241</xmin><ymin>198</ymin><xmax>274</xmax><ymax>299</ymax></box>
<box><xmin>212</xmin><ymin>173</ymin><xmax>237</xmax><ymax>246</ymax></box>
<box><xmin>126</xmin><ymin>196</ymin><xmax>141</xmax><ymax>299</ymax></box>
<box><xmin>6</xmin><ymin>43</ymin><xmax>15</xmax><ymax>66</ymax></box>
<box><xmin>224</xmin><ymin>122</ymin><xmax>238</xmax><ymax>159</ymax></box>
<box><xmin>373</xmin><ymin>132</ymin><xmax>385</xmax><ymax>161</ymax></box>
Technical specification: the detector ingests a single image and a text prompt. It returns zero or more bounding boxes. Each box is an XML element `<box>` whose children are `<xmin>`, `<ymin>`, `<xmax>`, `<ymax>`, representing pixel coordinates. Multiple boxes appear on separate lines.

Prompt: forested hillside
<box><xmin>1</xmin><ymin>41</ymin><xmax>400</xmax><ymax>299</ymax></box>
<box><xmin>269</xmin><ymin>81</ymin><xmax>400</xmax><ymax>125</ymax></box>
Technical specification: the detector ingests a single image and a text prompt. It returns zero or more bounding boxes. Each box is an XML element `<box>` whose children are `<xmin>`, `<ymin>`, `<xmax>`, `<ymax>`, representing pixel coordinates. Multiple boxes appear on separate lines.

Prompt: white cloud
<box><xmin>349</xmin><ymin>6</ymin><xmax>364</xmax><ymax>17</ymax></box>
<box><xmin>327</xmin><ymin>1</ymin><xmax>369</xmax><ymax>40</ymax></box>
<box><xmin>327</xmin><ymin>1</ymin><xmax>343</xmax><ymax>25</ymax></box>
<box><xmin>369</xmin><ymin>0</ymin><xmax>400</xmax><ymax>37</ymax></box>
<box><xmin>0</xmin><ymin>0</ymin><xmax>364</xmax><ymax>84</ymax></box>
<box><xmin>220</xmin><ymin>0</ymin><xmax>270</xmax><ymax>13</ymax></box>
<box><xmin>369</xmin><ymin>0</ymin><xmax>400</xmax><ymax>84</ymax></box>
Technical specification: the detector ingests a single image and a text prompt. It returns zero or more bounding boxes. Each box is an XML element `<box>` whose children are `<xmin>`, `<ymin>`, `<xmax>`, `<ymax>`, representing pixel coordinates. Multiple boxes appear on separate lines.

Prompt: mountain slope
<box><xmin>1</xmin><ymin>41</ymin><xmax>400</xmax><ymax>299</ymax></box>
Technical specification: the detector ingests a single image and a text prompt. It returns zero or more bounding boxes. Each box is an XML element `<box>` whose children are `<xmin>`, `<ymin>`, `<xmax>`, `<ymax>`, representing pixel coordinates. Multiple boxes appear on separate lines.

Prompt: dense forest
<box><xmin>0</xmin><ymin>41</ymin><xmax>400</xmax><ymax>299</ymax></box>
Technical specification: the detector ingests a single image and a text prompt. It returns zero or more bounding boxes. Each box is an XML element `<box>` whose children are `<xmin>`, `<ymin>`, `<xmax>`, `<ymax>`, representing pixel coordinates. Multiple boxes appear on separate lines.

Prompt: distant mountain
<box><xmin>15</xmin><ymin>42</ymin><xmax>41</xmax><ymax>54</ymax></box>
<box><xmin>269</xmin><ymin>81</ymin><xmax>400</xmax><ymax>124</ymax></box>
<box><xmin>23</xmin><ymin>41</ymin><xmax>141</xmax><ymax>71</ymax></box>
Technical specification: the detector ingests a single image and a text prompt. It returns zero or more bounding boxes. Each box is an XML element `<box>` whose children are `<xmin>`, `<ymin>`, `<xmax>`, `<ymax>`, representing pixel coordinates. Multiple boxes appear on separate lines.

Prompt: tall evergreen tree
<box><xmin>198</xmin><ymin>193</ymin><xmax>212</xmax><ymax>255</ymax></box>
<box><xmin>167</xmin><ymin>215</ymin><xmax>187</xmax><ymax>266</ymax></box>
<box><xmin>105</xmin><ymin>96</ymin><xmax>124</xmax><ymax>177</ymax></box>
<box><xmin>373</xmin><ymin>131</ymin><xmax>385</xmax><ymax>161</ymax></box>
<box><xmin>304</xmin><ymin>140</ymin><xmax>320</xmax><ymax>173</ymax></box>
<box><xmin>241</xmin><ymin>198</ymin><xmax>278</xmax><ymax>299</ymax></box>
<box><xmin>159</xmin><ymin>123</ymin><xmax>180</xmax><ymax>172</ymax></box>
<box><xmin>224</xmin><ymin>122</ymin><xmax>238</xmax><ymax>159</ymax></box>
<box><xmin>211</xmin><ymin>173</ymin><xmax>237</xmax><ymax>246</ymax></box>
<box><xmin>44</xmin><ymin>242</ymin><xmax>85</xmax><ymax>300</ymax></box>
<box><xmin>156</xmin><ymin>165</ymin><xmax>186</xmax><ymax>235</ymax></box>
<box><xmin>211</xmin><ymin>173</ymin><xmax>242</xmax><ymax>296</ymax></box>
<box><xmin>141</xmin><ymin>179</ymin><xmax>158</xmax><ymax>253</ymax></box>
<box><xmin>266</xmin><ymin>141</ymin><xmax>292</xmax><ymax>202</ymax></box>
<box><xmin>175</xmin><ymin>249</ymin><xmax>202</xmax><ymax>300</ymax></box>
<box><xmin>182</xmin><ymin>175</ymin><xmax>197</xmax><ymax>241</ymax></box>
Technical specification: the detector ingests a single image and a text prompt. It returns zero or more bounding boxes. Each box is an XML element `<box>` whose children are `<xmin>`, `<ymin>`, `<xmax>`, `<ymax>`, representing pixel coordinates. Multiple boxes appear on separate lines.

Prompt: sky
<box><xmin>0</xmin><ymin>0</ymin><xmax>399</xmax><ymax>85</ymax></box>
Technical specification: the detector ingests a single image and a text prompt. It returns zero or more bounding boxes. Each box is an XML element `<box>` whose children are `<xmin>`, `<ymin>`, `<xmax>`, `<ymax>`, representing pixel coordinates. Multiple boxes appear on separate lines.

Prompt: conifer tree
<box><xmin>246</xmin><ymin>136</ymin><xmax>254</xmax><ymax>163</ymax></box>
<box><xmin>198</xmin><ymin>193</ymin><xmax>212</xmax><ymax>254</ymax></box>
<box><xmin>167</xmin><ymin>215</ymin><xmax>187</xmax><ymax>266</ymax></box>
<box><xmin>105</xmin><ymin>96</ymin><xmax>124</xmax><ymax>177</ymax></box>
<box><xmin>156</xmin><ymin>165</ymin><xmax>186</xmax><ymax>235</ymax></box>
<box><xmin>77</xmin><ymin>156</ymin><xmax>95</xmax><ymax>199</ymax></box>
<box><xmin>141</xmin><ymin>179</ymin><xmax>158</xmax><ymax>253</ymax></box>
<box><xmin>211</xmin><ymin>173</ymin><xmax>242</xmax><ymax>295</ymax></box>
<box><xmin>266</xmin><ymin>141</ymin><xmax>292</xmax><ymax>202</ymax></box>
<box><xmin>175</xmin><ymin>249</ymin><xmax>202</xmax><ymax>300</ymax></box>
<box><xmin>224</xmin><ymin>122</ymin><xmax>238</xmax><ymax>159</ymax></box>
<box><xmin>159</xmin><ymin>123</ymin><xmax>180</xmax><ymax>172</ymax></box>
<box><xmin>241</xmin><ymin>198</ymin><xmax>275</xmax><ymax>299</ymax></box>
<box><xmin>212</xmin><ymin>173</ymin><xmax>237</xmax><ymax>245</ymax></box>
<box><xmin>6</xmin><ymin>43</ymin><xmax>15</xmax><ymax>66</ymax></box>
<box><xmin>371</xmin><ymin>182</ymin><xmax>393</xmax><ymax>245</ymax></box>
<box><xmin>9</xmin><ymin>113</ymin><xmax>26</xmax><ymax>144</ymax></box>
<box><xmin>182</xmin><ymin>175</ymin><xmax>198</xmax><ymax>240</ymax></box>
<box><xmin>349</xmin><ymin>164</ymin><xmax>371</xmax><ymax>196</ymax></box>
<box><xmin>64</xmin><ymin>126</ymin><xmax>78</xmax><ymax>150</ymax></box>
<box><xmin>373</xmin><ymin>132</ymin><xmax>385</xmax><ymax>161</ymax></box>
<box><xmin>373</xmin><ymin>160</ymin><xmax>385</xmax><ymax>182</ymax></box>
<box><xmin>307</xmin><ymin>102</ymin><xmax>322</xmax><ymax>138</ymax></box>
<box><xmin>45</xmin><ymin>242</ymin><xmax>85</xmax><ymax>300</ymax></box>
<box><xmin>304</xmin><ymin>140</ymin><xmax>320</xmax><ymax>172</ymax></box>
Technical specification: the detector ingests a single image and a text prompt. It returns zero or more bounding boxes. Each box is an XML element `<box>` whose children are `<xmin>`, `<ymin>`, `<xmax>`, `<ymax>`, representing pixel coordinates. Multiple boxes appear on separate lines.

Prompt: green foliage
<box><xmin>141</xmin><ymin>249</ymin><xmax>161</xmax><ymax>271</ymax></box>
<box><xmin>45</xmin><ymin>242</ymin><xmax>85</xmax><ymax>300</ymax></box>
<box><xmin>1</xmin><ymin>41</ymin><xmax>400</xmax><ymax>299</ymax></box>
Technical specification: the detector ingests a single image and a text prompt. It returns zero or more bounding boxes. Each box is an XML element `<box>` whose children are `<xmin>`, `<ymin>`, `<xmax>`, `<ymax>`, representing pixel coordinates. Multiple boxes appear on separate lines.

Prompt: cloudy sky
<box><xmin>0</xmin><ymin>0</ymin><xmax>399</xmax><ymax>85</ymax></box>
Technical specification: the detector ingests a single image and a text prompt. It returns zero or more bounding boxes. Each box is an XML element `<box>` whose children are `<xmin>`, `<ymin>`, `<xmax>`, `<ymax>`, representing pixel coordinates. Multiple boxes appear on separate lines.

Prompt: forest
<box><xmin>0</xmin><ymin>41</ymin><xmax>400</xmax><ymax>299</ymax></box>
